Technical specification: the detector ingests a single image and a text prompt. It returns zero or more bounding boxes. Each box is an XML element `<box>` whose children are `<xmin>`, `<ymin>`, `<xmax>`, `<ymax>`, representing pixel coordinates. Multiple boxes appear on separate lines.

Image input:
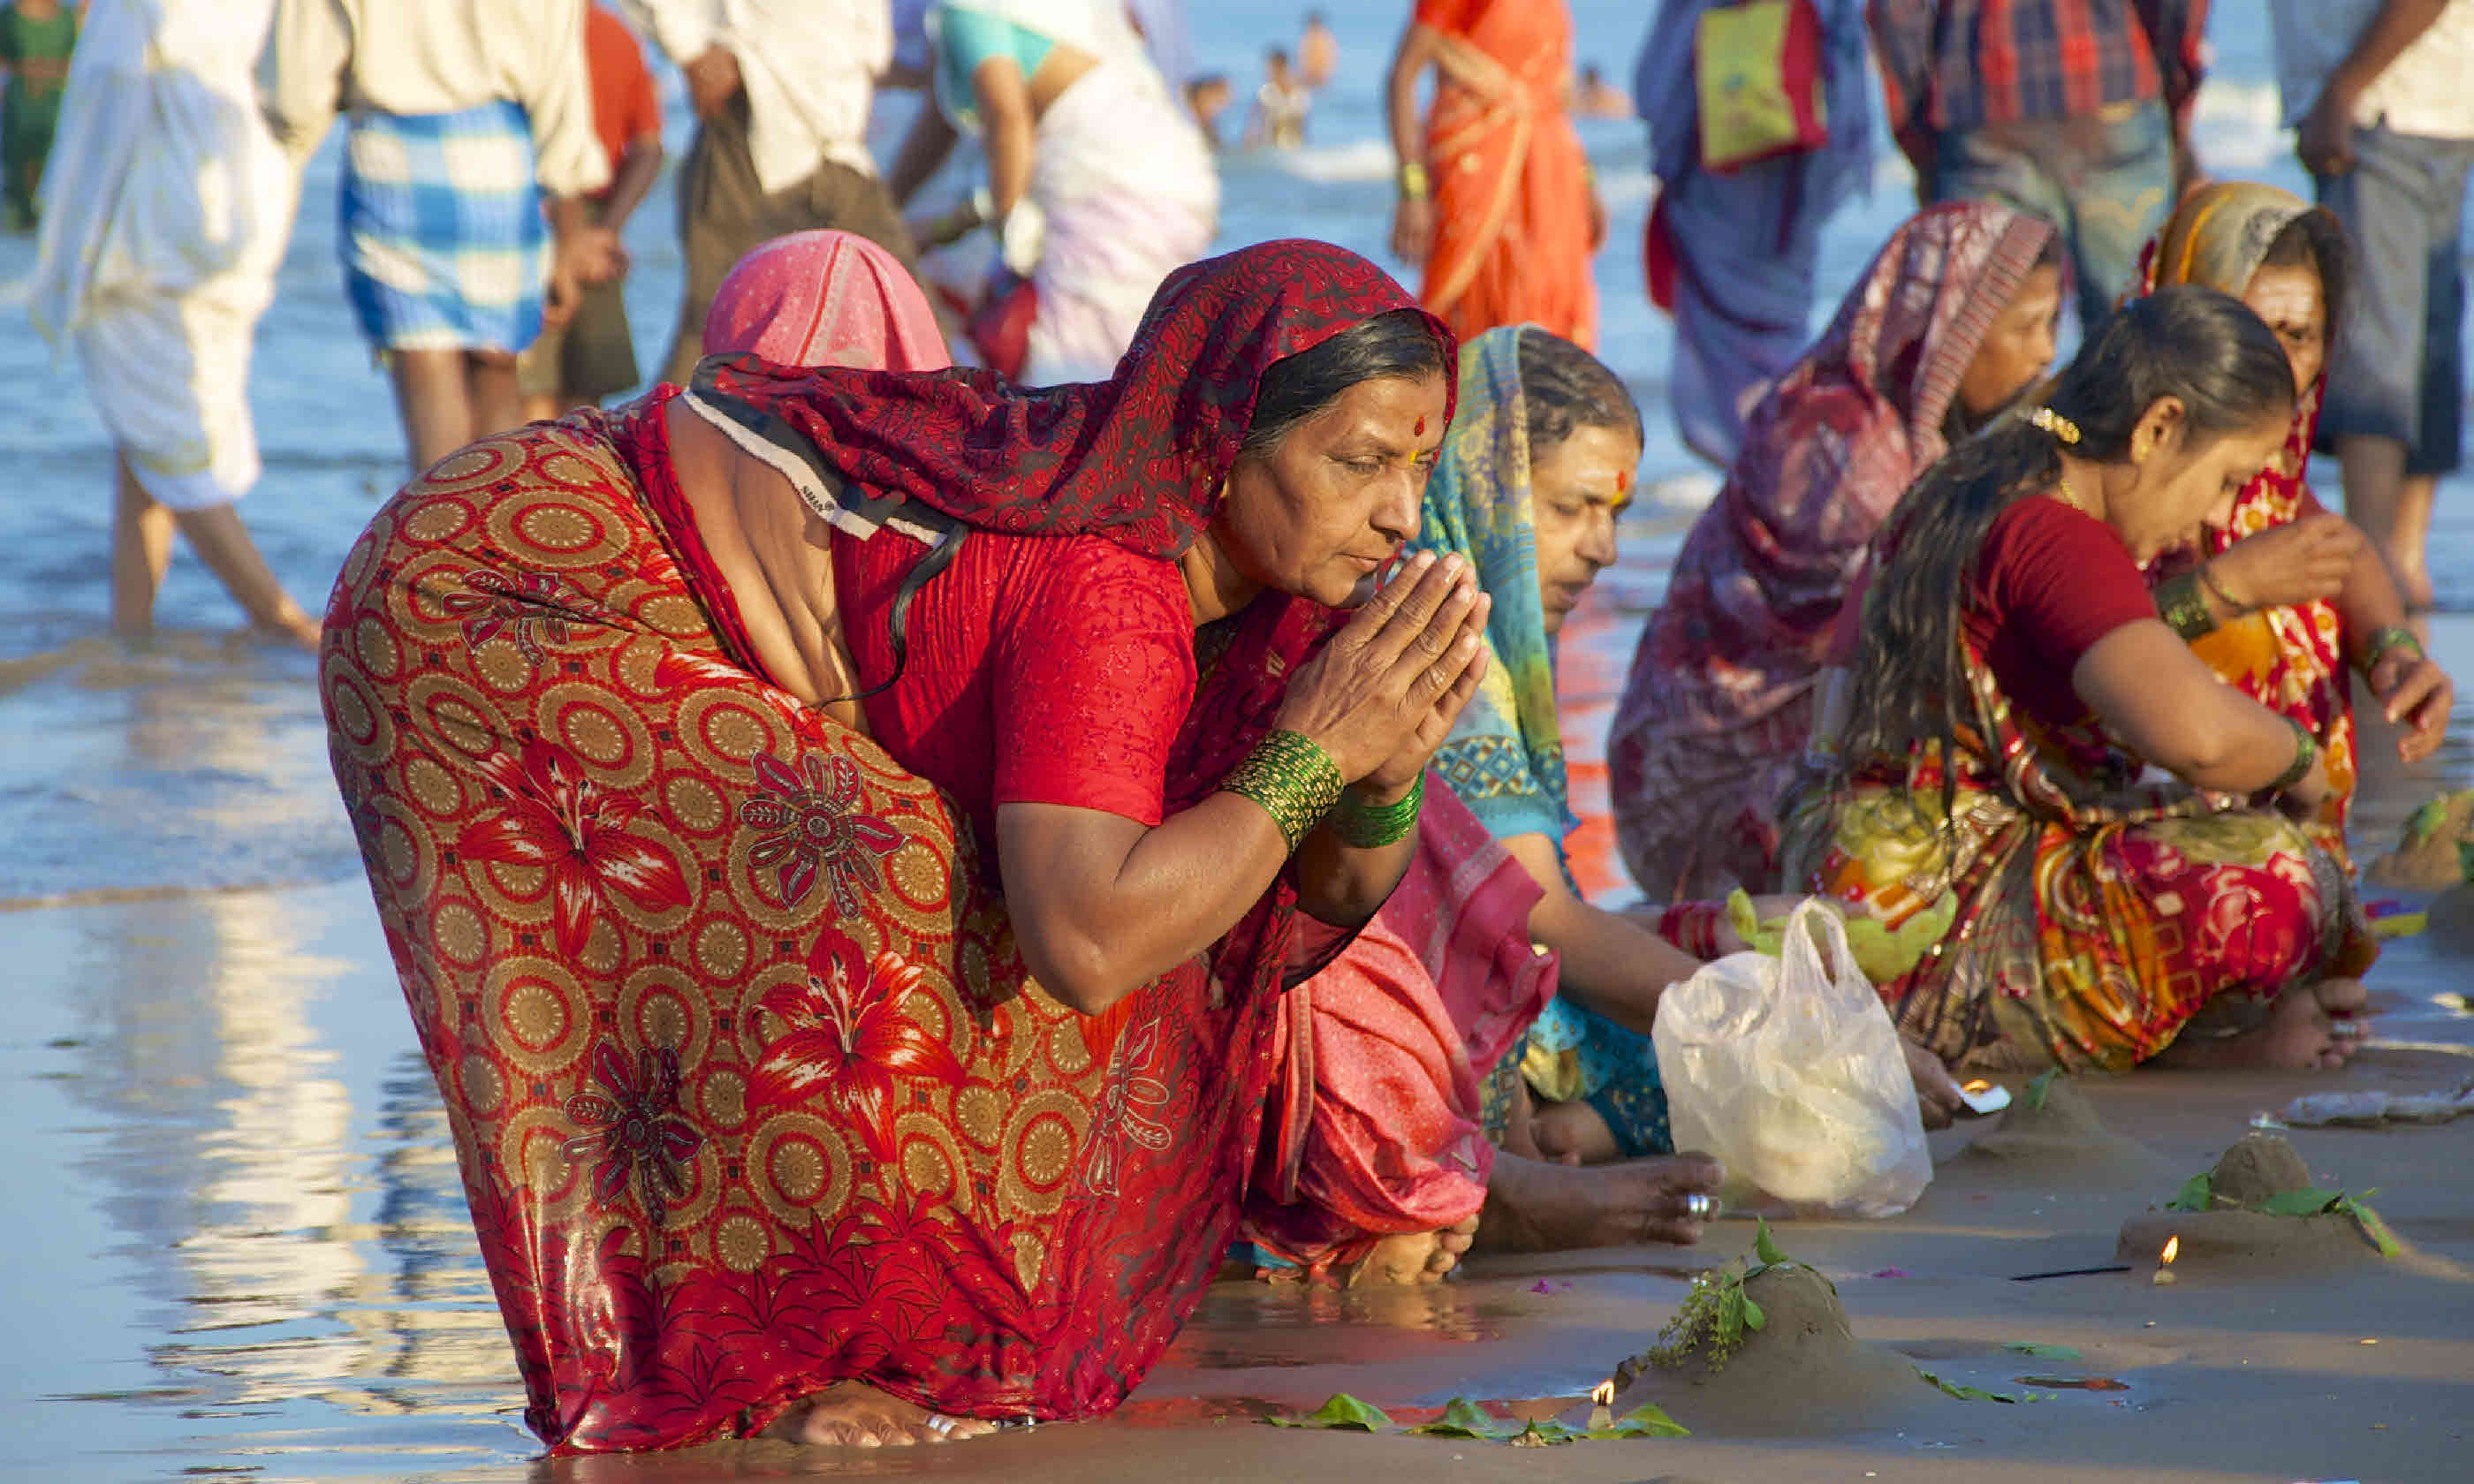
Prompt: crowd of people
<box><xmin>11</xmin><ymin>0</ymin><xmax>2471</xmax><ymax>1459</ymax></box>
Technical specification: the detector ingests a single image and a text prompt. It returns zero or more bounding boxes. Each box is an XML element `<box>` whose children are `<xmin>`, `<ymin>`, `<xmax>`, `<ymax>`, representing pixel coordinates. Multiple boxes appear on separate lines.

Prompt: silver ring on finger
<box><xmin>926</xmin><ymin>1414</ymin><xmax>956</xmax><ymax>1436</ymax></box>
<box><xmin>1683</xmin><ymin>1192</ymin><xmax>1719</xmax><ymax>1222</ymax></box>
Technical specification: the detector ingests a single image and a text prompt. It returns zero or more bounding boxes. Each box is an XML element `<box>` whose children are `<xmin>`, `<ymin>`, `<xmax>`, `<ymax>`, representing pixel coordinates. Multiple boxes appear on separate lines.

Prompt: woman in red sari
<box><xmin>2131</xmin><ymin>183</ymin><xmax>2454</xmax><ymax>866</ymax></box>
<box><xmin>1385</xmin><ymin>0</ymin><xmax>1599</xmax><ymax>349</ymax></box>
<box><xmin>321</xmin><ymin>238</ymin><xmax>1494</xmax><ymax>1452</ymax></box>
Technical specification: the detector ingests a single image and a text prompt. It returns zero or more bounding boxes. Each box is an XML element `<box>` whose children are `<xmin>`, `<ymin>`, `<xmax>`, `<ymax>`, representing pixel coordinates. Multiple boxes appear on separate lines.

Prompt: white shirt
<box><xmin>261</xmin><ymin>0</ymin><xmax>610</xmax><ymax>196</ymax></box>
<box><xmin>614</xmin><ymin>0</ymin><xmax>892</xmax><ymax>192</ymax></box>
<box><xmin>2271</xmin><ymin>0</ymin><xmax>2474</xmax><ymax>139</ymax></box>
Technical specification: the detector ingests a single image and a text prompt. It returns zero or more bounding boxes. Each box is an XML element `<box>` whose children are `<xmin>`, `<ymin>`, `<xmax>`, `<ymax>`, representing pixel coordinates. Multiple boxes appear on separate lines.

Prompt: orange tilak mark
<box><xmin>1615</xmin><ymin>469</ymin><xmax>1630</xmax><ymax>493</ymax></box>
<box><xmin>1415</xmin><ymin>416</ymin><xmax>1427</xmax><ymax>436</ymax></box>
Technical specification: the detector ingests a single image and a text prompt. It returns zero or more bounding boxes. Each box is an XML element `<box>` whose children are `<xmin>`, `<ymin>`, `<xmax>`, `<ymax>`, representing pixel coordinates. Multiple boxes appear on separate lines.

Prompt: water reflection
<box><xmin>52</xmin><ymin>875</ymin><xmax>524</xmax><ymax>1471</ymax></box>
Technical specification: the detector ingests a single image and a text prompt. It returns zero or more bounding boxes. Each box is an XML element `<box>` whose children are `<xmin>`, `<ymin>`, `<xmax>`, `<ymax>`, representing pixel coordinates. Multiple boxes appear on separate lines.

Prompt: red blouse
<box><xmin>831</xmin><ymin>527</ymin><xmax>1198</xmax><ymax>842</ymax></box>
<box><xmin>1964</xmin><ymin>496</ymin><xmax>2159</xmax><ymax>731</ymax></box>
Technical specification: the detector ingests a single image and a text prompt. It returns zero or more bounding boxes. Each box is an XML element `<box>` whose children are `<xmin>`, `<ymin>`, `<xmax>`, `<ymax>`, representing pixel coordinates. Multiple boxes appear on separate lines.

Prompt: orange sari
<box><xmin>1415</xmin><ymin>0</ymin><xmax>1595</xmax><ymax>348</ymax></box>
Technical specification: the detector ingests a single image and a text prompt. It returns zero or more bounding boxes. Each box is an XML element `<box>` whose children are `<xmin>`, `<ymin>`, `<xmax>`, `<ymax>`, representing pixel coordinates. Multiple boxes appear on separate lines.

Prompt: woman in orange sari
<box><xmin>1385</xmin><ymin>0</ymin><xmax>1599</xmax><ymax>349</ymax></box>
<box><xmin>2132</xmin><ymin>182</ymin><xmax>2455</xmax><ymax>867</ymax></box>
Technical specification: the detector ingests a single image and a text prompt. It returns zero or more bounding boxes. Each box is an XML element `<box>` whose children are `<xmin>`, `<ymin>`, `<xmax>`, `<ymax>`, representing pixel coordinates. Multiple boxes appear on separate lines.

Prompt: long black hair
<box><xmin>1239</xmin><ymin>308</ymin><xmax>1450</xmax><ymax>458</ymax></box>
<box><xmin>1514</xmin><ymin>326</ymin><xmax>1643</xmax><ymax>453</ymax></box>
<box><xmin>1837</xmin><ymin>284</ymin><xmax>2296</xmax><ymax>822</ymax></box>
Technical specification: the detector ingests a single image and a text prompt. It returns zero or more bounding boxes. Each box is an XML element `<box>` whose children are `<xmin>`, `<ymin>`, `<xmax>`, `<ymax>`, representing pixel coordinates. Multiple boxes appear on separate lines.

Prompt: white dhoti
<box><xmin>28</xmin><ymin>0</ymin><xmax>297</xmax><ymax>511</ymax></box>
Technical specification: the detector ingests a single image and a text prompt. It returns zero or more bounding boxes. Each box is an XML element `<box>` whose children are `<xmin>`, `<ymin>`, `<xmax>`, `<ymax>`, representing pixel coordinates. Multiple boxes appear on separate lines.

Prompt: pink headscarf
<box><xmin>701</xmin><ymin>231</ymin><xmax>951</xmax><ymax>372</ymax></box>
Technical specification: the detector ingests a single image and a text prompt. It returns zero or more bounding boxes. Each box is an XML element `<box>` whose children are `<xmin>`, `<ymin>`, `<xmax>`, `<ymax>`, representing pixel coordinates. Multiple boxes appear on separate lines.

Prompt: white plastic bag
<box><xmin>1652</xmin><ymin>899</ymin><xmax>1932</xmax><ymax>1218</ymax></box>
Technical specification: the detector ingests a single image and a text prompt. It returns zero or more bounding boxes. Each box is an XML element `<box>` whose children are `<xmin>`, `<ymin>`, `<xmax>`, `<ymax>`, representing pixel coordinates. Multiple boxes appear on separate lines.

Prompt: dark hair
<box><xmin>1838</xmin><ymin>284</ymin><xmax>2296</xmax><ymax>823</ymax></box>
<box><xmin>1515</xmin><ymin>326</ymin><xmax>1642</xmax><ymax>453</ymax></box>
<box><xmin>1268</xmin><ymin>46</ymin><xmax>1291</xmax><ymax>65</ymax></box>
<box><xmin>1240</xmin><ymin>308</ymin><xmax>1449</xmax><ymax>458</ymax></box>
<box><xmin>2258</xmin><ymin>208</ymin><xmax>2351</xmax><ymax>342</ymax></box>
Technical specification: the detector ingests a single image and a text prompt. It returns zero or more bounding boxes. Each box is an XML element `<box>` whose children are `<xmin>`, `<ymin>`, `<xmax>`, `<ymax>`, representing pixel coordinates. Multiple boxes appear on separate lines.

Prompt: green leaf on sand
<box><xmin>1739</xmin><ymin>1294</ymin><xmax>1766</xmax><ymax>1331</ymax></box>
<box><xmin>2254</xmin><ymin>1187</ymin><xmax>2343</xmax><ymax>1217</ymax></box>
<box><xmin>1754</xmin><ymin>1217</ymin><xmax>1787</xmax><ymax>1268</ymax></box>
<box><xmin>1271</xmin><ymin>1393</ymin><xmax>1393</xmax><ymax>1431</ymax></box>
<box><xmin>2001</xmin><ymin>1342</ymin><xmax>2083</xmax><ymax>1360</ymax></box>
<box><xmin>1406</xmin><ymin>1397</ymin><xmax>1520</xmax><ymax>1439</ymax></box>
<box><xmin>2164</xmin><ymin>1172</ymin><xmax>2216</xmax><ymax>1213</ymax></box>
<box><xmin>1588</xmin><ymin>1404</ymin><xmax>1691</xmax><ymax>1439</ymax></box>
<box><xmin>1917</xmin><ymin>1368</ymin><xmax>2041</xmax><ymax>1404</ymax></box>
<box><xmin>2349</xmin><ymin>1200</ymin><xmax>2404</xmax><ymax>1258</ymax></box>
<box><xmin>2023</xmin><ymin>1066</ymin><xmax>2061</xmax><ymax>1113</ymax></box>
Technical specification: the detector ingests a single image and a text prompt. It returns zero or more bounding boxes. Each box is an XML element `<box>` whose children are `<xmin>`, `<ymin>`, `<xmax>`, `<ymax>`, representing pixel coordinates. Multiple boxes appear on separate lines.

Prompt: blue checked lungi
<box><xmin>340</xmin><ymin>98</ymin><xmax>547</xmax><ymax>355</ymax></box>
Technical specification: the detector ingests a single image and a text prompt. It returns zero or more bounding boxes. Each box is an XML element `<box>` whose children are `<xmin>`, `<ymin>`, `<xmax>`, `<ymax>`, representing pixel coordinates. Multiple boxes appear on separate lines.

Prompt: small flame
<box><xmin>1590</xmin><ymin>1381</ymin><xmax>1614</xmax><ymax>1405</ymax></box>
<box><xmin>2160</xmin><ymin>1236</ymin><xmax>2180</xmax><ymax>1266</ymax></box>
<box><xmin>1962</xmin><ymin>1078</ymin><xmax>1993</xmax><ymax>1094</ymax></box>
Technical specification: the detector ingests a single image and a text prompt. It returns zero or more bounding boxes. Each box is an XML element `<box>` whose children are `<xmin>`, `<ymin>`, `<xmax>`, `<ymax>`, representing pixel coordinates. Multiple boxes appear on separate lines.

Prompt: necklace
<box><xmin>2053</xmin><ymin>470</ymin><xmax>2086</xmax><ymax>516</ymax></box>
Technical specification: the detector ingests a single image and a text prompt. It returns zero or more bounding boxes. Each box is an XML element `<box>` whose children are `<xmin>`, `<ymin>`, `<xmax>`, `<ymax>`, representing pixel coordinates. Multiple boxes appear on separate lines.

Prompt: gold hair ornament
<box><xmin>2027</xmin><ymin>406</ymin><xmax>2083</xmax><ymax>444</ymax></box>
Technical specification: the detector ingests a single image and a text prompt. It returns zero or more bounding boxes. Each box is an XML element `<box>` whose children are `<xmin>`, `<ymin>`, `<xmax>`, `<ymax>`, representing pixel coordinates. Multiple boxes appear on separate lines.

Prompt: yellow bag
<box><xmin>1694</xmin><ymin>0</ymin><xmax>1828</xmax><ymax>173</ymax></box>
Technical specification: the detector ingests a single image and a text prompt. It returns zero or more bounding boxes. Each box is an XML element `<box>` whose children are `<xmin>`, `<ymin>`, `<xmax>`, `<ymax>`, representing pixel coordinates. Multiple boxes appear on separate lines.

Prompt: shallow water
<box><xmin>2</xmin><ymin>3</ymin><xmax>2471</xmax><ymax>1479</ymax></box>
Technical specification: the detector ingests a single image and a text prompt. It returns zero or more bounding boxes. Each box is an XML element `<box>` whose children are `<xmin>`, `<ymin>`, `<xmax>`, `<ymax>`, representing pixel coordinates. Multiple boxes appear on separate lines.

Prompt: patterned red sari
<box><xmin>322</xmin><ymin>241</ymin><xmax>1449</xmax><ymax>1452</ymax></box>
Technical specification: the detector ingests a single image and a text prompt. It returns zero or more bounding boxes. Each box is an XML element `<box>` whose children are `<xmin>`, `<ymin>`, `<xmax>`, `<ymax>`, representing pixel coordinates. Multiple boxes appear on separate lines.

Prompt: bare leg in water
<box><xmin>110</xmin><ymin>456</ymin><xmax>321</xmax><ymax>649</ymax></box>
<box><xmin>390</xmin><ymin>348</ymin><xmax>528</xmax><ymax>475</ymax></box>
<box><xmin>764</xmin><ymin>1381</ymin><xmax>999</xmax><ymax>1447</ymax></box>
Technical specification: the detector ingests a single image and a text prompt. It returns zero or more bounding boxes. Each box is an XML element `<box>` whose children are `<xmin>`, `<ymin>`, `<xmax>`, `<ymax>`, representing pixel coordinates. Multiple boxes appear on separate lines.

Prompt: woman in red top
<box><xmin>321</xmin><ymin>238</ymin><xmax>1492</xmax><ymax>1454</ymax></box>
<box><xmin>1782</xmin><ymin>286</ymin><xmax>2379</xmax><ymax>1077</ymax></box>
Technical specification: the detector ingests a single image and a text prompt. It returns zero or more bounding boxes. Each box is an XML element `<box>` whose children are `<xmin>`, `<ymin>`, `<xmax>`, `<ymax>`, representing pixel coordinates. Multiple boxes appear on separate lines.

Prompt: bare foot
<box><xmin>764</xmin><ymin>1381</ymin><xmax>997</xmax><ymax>1447</ymax></box>
<box><xmin>1530</xmin><ymin>1098</ymin><xmax>1618</xmax><ymax>1165</ymax></box>
<box><xmin>249</xmin><ymin>610</ymin><xmax>323</xmax><ymax>652</ymax></box>
<box><xmin>1349</xmin><ymin>1213</ymin><xmax>1481</xmax><ymax>1286</ymax></box>
<box><xmin>1476</xmin><ymin>1150</ymin><xmax>1726</xmax><ymax>1253</ymax></box>
<box><xmin>2154</xmin><ymin>981</ymin><xmax>2366</xmax><ymax>1071</ymax></box>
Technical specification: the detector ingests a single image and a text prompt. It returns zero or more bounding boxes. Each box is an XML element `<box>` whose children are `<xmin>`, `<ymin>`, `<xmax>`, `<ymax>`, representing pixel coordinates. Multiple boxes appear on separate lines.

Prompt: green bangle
<box><xmin>2363</xmin><ymin>624</ymin><xmax>2425</xmax><ymax>670</ymax></box>
<box><xmin>1221</xmin><ymin>730</ymin><xmax>1345</xmax><ymax>854</ymax></box>
<box><xmin>2196</xmin><ymin>560</ymin><xmax>2252</xmax><ymax>616</ymax></box>
<box><xmin>2267</xmin><ymin>717</ymin><xmax>2318</xmax><ymax>794</ymax></box>
<box><xmin>2156</xmin><ymin>571</ymin><xmax>2216</xmax><ymax>640</ymax></box>
<box><xmin>1330</xmin><ymin>771</ymin><xmax>1423</xmax><ymax>849</ymax></box>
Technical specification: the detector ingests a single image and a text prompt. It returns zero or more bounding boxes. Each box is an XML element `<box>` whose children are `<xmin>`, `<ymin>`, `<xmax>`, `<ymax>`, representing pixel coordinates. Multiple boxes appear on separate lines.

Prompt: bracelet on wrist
<box><xmin>2267</xmin><ymin>716</ymin><xmax>2318</xmax><ymax>795</ymax></box>
<box><xmin>2195</xmin><ymin>561</ymin><xmax>2250</xmax><ymax>616</ymax></box>
<box><xmin>1330</xmin><ymin>771</ymin><xmax>1423</xmax><ymax>849</ymax></box>
<box><xmin>2155</xmin><ymin>571</ymin><xmax>2216</xmax><ymax>640</ymax></box>
<box><xmin>1397</xmin><ymin>161</ymin><xmax>1431</xmax><ymax>200</ymax></box>
<box><xmin>2361</xmin><ymin>624</ymin><xmax>2425</xmax><ymax>671</ymax></box>
<box><xmin>1220</xmin><ymin>730</ymin><xmax>1345</xmax><ymax>854</ymax></box>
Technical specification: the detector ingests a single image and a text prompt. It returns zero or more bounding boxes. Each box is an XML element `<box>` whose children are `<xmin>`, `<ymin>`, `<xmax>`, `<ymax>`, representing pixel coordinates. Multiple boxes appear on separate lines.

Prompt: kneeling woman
<box><xmin>323</xmin><ymin>241</ymin><xmax>1490</xmax><ymax>1452</ymax></box>
<box><xmin>1782</xmin><ymin>286</ymin><xmax>2377</xmax><ymax>1075</ymax></box>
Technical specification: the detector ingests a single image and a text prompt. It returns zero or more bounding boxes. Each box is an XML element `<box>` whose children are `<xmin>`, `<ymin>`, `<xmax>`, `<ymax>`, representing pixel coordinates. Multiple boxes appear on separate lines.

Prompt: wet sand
<box><xmin>8</xmin><ymin>634</ymin><xmax>2470</xmax><ymax>1480</ymax></box>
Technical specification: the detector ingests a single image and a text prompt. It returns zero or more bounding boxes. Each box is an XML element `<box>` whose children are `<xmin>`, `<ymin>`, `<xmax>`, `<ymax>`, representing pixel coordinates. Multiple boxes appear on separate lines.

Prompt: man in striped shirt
<box><xmin>1870</xmin><ymin>0</ymin><xmax>2206</xmax><ymax>333</ymax></box>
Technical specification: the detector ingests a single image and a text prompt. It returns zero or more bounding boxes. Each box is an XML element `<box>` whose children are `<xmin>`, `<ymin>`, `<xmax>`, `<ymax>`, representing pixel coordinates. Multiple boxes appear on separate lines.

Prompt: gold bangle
<box><xmin>1398</xmin><ymin>161</ymin><xmax>1431</xmax><ymax>200</ymax></box>
<box><xmin>1220</xmin><ymin>730</ymin><xmax>1345</xmax><ymax>854</ymax></box>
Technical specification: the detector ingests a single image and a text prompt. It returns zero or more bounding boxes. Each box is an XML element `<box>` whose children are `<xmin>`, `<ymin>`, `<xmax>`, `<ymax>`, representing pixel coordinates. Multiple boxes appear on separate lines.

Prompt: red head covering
<box><xmin>702</xmin><ymin>230</ymin><xmax>952</xmax><ymax>373</ymax></box>
<box><xmin>695</xmin><ymin>238</ymin><xmax>1453</xmax><ymax>559</ymax></box>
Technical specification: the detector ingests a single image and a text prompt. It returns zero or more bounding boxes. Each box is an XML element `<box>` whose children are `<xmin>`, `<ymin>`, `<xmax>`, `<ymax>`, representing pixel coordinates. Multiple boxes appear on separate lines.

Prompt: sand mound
<box><xmin>2114</xmin><ymin>1133</ymin><xmax>2391</xmax><ymax>1276</ymax></box>
<box><xmin>1959</xmin><ymin>1079</ymin><xmax>2174</xmax><ymax>1186</ymax></box>
<box><xmin>1612</xmin><ymin>1265</ymin><xmax>1944</xmax><ymax>1436</ymax></box>
<box><xmin>2363</xmin><ymin>789</ymin><xmax>2474</xmax><ymax>890</ymax></box>
<box><xmin>2116</xmin><ymin>1209</ymin><xmax>2387</xmax><ymax>1276</ymax></box>
<box><xmin>2209</xmin><ymin>1132</ymin><xmax>2312</xmax><ymax>1208</ymax></box>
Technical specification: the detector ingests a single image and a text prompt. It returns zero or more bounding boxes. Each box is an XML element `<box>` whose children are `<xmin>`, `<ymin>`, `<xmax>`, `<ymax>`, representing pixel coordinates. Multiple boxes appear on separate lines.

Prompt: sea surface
<box><xmin>1</xmin><ymin>2</ymin><xmax>2470</xmax><ymax>1480</ymax></box>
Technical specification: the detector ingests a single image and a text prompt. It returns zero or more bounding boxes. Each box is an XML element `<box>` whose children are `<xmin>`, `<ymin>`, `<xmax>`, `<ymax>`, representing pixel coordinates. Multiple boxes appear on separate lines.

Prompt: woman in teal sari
<box><xmin>1241</xmin><ymin>325</ymin><xmax>1744</xmax><ymax>1283</ymax></box>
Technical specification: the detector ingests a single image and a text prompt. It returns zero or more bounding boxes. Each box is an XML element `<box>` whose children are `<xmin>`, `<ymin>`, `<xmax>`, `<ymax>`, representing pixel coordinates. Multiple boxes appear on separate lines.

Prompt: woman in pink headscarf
<box><xmin>1608</xmin><ymin>203</ymin><xmax>2061</xmax><ymax>904</ymax></box>
<box><xmin>702</xmin><ymin>229</ymin><xmax>951</xmax><ymax>372</ymax></box>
